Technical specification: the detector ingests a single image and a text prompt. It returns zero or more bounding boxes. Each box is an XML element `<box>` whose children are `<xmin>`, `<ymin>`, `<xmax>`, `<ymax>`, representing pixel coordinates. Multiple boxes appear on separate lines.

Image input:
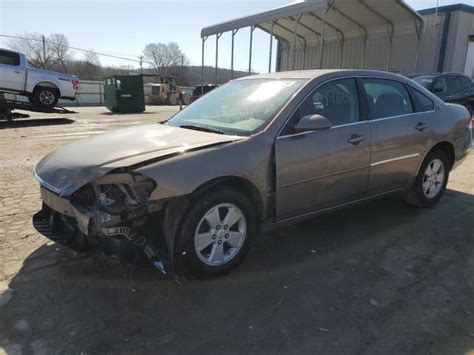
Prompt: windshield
<box><xmin>413</xmin><ymin>75</ymin><xmax>436</xmax><ymax>89</ymax></box>
<box><xmin>169</xmin><ymin>79</ymin><xmax>306</xmax><ymax>136</ymax></box>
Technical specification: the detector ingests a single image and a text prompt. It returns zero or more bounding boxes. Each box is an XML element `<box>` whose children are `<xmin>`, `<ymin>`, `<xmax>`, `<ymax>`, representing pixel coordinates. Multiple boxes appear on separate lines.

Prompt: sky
<box><xmin>1</xmin><ymin>0</ymin><xmax>473</xmax><ymax>74</ymax></box>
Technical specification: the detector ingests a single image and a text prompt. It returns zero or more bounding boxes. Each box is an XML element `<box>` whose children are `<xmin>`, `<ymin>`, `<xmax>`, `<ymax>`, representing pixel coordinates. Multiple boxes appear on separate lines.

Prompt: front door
<box><xmin>275</xmin><ymin>78</ymin><xmax>370</xmax><ymax>221</ymax></box>
<box><xmin>0</xmin><ymin>50</ymin><xmax>25</xmax><ymax>92</ymax></box>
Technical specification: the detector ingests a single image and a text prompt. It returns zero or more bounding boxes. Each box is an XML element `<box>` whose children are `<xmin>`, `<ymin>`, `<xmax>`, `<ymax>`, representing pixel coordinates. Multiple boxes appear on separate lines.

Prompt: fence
<box><xmin>5</xmin><ymin>80</ymin><xmax>105</xmax><ymax>107</ymax></box>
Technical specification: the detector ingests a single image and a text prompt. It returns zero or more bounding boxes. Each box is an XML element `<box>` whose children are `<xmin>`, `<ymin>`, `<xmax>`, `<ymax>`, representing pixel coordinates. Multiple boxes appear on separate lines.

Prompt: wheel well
<box><xmin>34</xmin><ymin>82</ymin><xmax>60</xmax><ymax>96</ymax></box>
<box><xmin>191</xmin><ymin>177</ymin><xmax>264</xmax><ymax>224</ymax></box>
<box><xmin>430</xmin><ymin>141</ymin><xmax>455</xmax><ymax>170</ymax></box>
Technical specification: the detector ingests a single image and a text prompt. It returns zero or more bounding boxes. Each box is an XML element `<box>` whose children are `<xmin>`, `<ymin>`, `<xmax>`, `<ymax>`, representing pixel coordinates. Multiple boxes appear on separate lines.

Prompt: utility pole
<box><xmin>181</xmin><ymin>55</ymin><xmax>184</xmax><ymax>67</ymax></box>
<box><xmin>139</xmin><ymin>55</ymin><xmax>143</xmax><ymax>74</ymax></box>
<box><xmin>42</xmin><ymin>35</ymin><xmax>47</xmax><ymax>69</ymax></box>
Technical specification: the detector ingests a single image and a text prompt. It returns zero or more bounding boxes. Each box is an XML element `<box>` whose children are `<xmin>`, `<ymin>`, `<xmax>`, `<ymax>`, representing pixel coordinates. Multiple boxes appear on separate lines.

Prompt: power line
<box><xmin>0</xmin><ymin>33</ymin><xmax>143</xmax><ymax>64</ymax></box>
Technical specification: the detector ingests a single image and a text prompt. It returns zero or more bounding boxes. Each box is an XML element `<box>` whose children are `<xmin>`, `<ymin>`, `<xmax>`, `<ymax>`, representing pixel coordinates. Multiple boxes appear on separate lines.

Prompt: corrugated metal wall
<box><xmin>280</xmin><ymin>32</ymin><xmax>421</xmax><ymax>74</ymax></box>
<box><xmin>444</xmin><ymin>10</ymin><xmax>474</xmax><ymax>73</ymax></box>
<box><xmin>279</xmin><ymin>9</ymin><xmax>474</xmax><ymax>76</ymax></box>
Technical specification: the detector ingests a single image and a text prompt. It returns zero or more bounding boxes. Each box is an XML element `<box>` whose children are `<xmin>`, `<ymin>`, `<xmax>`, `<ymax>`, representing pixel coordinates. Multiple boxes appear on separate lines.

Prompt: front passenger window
<box><xmin>294</xmin><ymin>78</ymin><xmax>360</xmax><ymax>128</ymax></box>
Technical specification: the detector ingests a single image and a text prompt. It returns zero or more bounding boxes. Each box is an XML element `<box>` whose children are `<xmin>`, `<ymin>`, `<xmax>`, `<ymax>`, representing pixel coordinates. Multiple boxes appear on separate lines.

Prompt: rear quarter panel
<box><xmin>26</xmin><ymin>69</ymin><xmax>78</xmax><ymax>98</ymax></box>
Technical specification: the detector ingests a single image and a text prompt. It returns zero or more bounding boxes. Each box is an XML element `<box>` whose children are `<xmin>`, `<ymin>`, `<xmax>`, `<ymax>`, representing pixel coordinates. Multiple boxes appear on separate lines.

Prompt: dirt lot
<box><xmin>0</xmin><ymin>106</ymin><xmax>473</xmax><ymax>354</ymax></box>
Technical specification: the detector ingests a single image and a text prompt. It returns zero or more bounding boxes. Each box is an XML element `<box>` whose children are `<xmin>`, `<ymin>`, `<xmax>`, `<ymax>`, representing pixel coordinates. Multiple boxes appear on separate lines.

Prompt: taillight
<box><xmin>72</xmin><ymin>80</ymin><xmax>79</xmax><ymax>92</ymax></box>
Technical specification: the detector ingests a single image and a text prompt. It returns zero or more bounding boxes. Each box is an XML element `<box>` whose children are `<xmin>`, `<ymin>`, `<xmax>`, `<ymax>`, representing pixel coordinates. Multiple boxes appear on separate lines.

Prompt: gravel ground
<box><xmin>0</xmin><ymin>106</ymin><xmax>473</xmax><ymax>354</ymax></box>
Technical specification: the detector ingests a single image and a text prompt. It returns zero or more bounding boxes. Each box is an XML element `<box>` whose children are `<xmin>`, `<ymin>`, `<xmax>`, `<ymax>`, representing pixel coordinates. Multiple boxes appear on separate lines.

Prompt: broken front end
<box><xmin>33</xmin><ymin>172</ymin><xmax>172</xmax><ymax>274</ymax></box>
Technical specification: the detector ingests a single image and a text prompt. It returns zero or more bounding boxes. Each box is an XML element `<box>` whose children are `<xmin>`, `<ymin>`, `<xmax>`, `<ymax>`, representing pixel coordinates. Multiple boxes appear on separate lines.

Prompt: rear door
<box><xmin>0</xmin><ymin>50</ymin><xmax>25</xmax><ymax>92</ymax></box>
<box><xmin>274</xmin><ymin>78</ymin><xmax>370</xmax><ymax>220</ymax></box>
<box><xmin>445</xmin><ymin>75</ymin><xmax>464</xmax><ymax>105</ymax></box>
<box><xmin>361</xmin><ymin>78</ymin><xmax>431</xmax><ymax>196</ymax></box>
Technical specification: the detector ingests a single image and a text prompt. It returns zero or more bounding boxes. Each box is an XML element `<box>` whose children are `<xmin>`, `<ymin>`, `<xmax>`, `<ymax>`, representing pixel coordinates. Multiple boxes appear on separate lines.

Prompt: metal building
<box><xmin>417</xmin><ymin>4</ymin><xmax>474</xmax><ymax>77</ymax></box>
<box><xmin>200</xmin><ymin>0</ymin><xmax>474</xmax><ymax>79</ymax></box>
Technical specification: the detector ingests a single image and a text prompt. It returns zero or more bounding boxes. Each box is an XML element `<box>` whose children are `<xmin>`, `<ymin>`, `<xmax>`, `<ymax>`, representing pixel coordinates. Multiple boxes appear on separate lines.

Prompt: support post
<box><xmin>319</xmin><ymin>0</ymin><xmax>335</xmax><ymax>69</ymax></box>
<box><xmin>215</xmin><ymin>33</ymin><xmax>222</xmax><ymax>84</ymax></box>
<box><xmin>249</xmin><ymin>26</ymin><xmax>255</xmax><ymax>75</ymax></box>
<box><xmin>414</xmin><ymin>19</ymin><xmax>423</xmax><ymax>73</ymax></box>
<box><xmin>231</xmin><ymin>29</ymin><xmax>238</xmax><ymax>79</ymax></box>
<box><xmin>201</xmin><ymin>36</ymin><xmax>207</xmax><ymax>95</ymax></box>
<box><xmin>42</xmin><ymin>35</ymin><xmax>47</xmax><ymax>70</ymax></box>
<box><xmin>362</xmin><ymin>35</ymin><xmax>368</xmax><ymax>69</ymax></box>
<box><xmin>386</xmin><ymin>32</ymin><xmax>394</xmax><ymax>71</ymax></box>
<box><xmin>269</xmin><ymin>22</ymin><xmax>276</xmax><ymax>73</ymax></box>
<box><xmin>292</xmin><ymin>15</ymin><xmax>302</xmax><ymax>70</ymax></box>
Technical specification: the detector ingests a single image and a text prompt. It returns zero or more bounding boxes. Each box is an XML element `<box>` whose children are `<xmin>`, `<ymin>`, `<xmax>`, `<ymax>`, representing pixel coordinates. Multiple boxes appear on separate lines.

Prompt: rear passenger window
<box><xmin>411</xmin><ymin>88</ymin><xmax>434</xmax><ymax>112</ymax></box>
<box><xmin>0</xmin><ymin>50</ymin><xmax>20</xmax><ymax>66</ymax></box>
<box><xmin>361</xmin><ymin>79</ymin><xmax>413</xmax><ymax>119</ymax></box>
<box><xmin>460</xmin><ymin>76</ymin><xmax>472</xmax><ymax>89</ymax></box>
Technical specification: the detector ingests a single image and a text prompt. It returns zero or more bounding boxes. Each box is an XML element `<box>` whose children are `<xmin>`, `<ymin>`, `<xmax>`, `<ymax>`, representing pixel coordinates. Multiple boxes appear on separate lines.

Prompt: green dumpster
<box><xmin>104</xmin><ymin>75</ymin><xmax>145</xmax><ymax>113</ymax></box>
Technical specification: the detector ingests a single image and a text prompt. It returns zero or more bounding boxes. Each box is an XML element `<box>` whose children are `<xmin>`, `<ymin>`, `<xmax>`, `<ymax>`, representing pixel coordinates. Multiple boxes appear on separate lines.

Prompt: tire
<box><xmin>466</xmin><ymin>102</ymin><xmax>473</xmax><ymax>116</ymax></box>
<box><xmin>175</xmin><ymin>189</ymin><xmax>256</xmax><ymax>278</ymax></box>
<box><xmin>403</xmin><ymin>149</ymin><xmax>450</xmax><ymax>208</ymax></box>
<box><xmin>33</xmin><ymin>87</ymin><xmax>59</xmax><ymax>108</ymax></box>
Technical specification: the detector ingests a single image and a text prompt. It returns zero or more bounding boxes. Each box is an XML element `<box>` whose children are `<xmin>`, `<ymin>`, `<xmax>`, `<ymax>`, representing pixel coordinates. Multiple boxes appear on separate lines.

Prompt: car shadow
<box><xmin>0</xmin><ymin>118</ymin><xmax>75</xmax><ymax>129</ymax></box>
<box><xmin>100</xmin><ymin>111</ymin><xmax>157</xmax><ymax>116</ymax></box>
<box><xmin>1</xmin><ymin>189</ymin><xmax>474</xmax><ymax>354</ymax></box>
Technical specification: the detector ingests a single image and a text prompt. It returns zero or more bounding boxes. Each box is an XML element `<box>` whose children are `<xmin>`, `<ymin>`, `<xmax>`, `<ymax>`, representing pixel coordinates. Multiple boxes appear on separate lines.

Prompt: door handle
<box><xmin>14</xmin><ymin>70</ymin><xmax>22</xmax><ymax>74</ymax></box>
<box><xmin>415</xmin><ymin>122</ymin><xmax>430</xmax><ymax>132</ymax></box>
<box><xmin>348</xmin><ymin>134</ymin><xmax>366</xmax><ymax>145</ymax></box>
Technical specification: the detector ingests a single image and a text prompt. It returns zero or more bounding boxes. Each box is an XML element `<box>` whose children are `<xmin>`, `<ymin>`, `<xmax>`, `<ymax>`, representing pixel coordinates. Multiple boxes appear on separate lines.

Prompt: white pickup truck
<box><xmin>0</xmin><ymin>48</ymin><xmax>79</xmax><ymax>108</ymax></box>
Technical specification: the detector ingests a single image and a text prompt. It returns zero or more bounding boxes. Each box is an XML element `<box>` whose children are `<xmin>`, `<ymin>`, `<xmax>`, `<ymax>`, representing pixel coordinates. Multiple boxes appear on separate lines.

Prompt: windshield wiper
<box><xmin>179</xmin><ymin>125</ymin><xmax>224</xmax><ymax>135</ymax></box>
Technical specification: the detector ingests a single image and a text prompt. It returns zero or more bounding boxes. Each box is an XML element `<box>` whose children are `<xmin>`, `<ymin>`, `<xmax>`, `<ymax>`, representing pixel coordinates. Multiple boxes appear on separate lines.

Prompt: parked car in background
<box><xmin>190</xmin><ymin>84</ymin><xmax>217</xmax><ymax>103</ymax></box>
<box><xmin>411</xmin><ymin>73</ymin><xmax>474</xmax><ymax>114</ymax></box>
<box><xmin>33</xmin><ymin>70</ymin><xmax>472</xmax><ymax>278</ymax></box>
<box><xmin>0</xmin><ymin>48</ymin><xmax>79</xmax><ymax>108</ymax></box>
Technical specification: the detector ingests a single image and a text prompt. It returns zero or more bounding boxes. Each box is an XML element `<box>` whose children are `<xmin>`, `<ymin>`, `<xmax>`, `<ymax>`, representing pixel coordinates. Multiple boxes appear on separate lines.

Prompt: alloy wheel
<box><xmin>422</xmin><ymin>158</ymin><xmax>445</xmax><ymax>199</ymax></box>
<box><xmin>194</xmin><ymin>203</ymin><xmax>247</xmax><ymax>266</ymax></box>
<box><xmin>39</xmin><ymin>90</ymin><xmax>55</xmax><ymax>106</ymax></box>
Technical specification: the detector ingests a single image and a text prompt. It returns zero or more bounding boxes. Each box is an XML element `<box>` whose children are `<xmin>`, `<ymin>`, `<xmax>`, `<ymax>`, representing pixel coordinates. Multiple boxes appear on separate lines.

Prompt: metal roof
<box><xmin>418</xmin><ymin>3</ymin><xmax>474</xmax><ymax>15</ymax></box>
<box><xmin>201</xmin><ymin>0</ymin><xmax>424</xmax><ymax>43</ymax></box>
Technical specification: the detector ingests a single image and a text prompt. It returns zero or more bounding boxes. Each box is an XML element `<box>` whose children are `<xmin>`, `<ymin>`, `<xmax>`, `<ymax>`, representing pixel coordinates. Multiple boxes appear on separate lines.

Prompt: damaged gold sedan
<box><xmin>33</xmin><ymin>70</ymin><xmax>472</xmax><ymax>277</ymax></box>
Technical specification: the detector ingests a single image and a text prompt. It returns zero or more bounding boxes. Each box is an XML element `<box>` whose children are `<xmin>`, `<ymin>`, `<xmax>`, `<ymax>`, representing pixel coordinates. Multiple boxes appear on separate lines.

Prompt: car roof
<box><xmin>236</xmin><ymin>69</ymin><xmax>411</xmax><ymax>82</ymax></box>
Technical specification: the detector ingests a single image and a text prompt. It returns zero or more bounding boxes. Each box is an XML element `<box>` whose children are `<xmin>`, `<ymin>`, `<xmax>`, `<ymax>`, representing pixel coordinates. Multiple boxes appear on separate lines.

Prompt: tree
<box><xmin>48</xmin><ymin>33</ymin><xmax>71</xmax><ymax>72</ymax></box>
<box><xmin>7</xmin><ymin>33</ymin><xmax>52</xmax><ymax>69</ymax></box>
<box><xmin>142</xmin><ymin>42</ymin><xmax>187</xmax><ymax>77</ymax></box>
<box><xmin>7</xmin><ymin>32</ymin><xmax>73</xmax><ymax>71</ymax></box>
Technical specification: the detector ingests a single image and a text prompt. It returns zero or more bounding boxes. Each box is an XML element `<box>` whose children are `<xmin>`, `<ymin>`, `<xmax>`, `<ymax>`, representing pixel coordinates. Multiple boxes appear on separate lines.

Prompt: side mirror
<box><xmin>294</xmin><ymin>114</ymin><xmax>331</xmax><ymax>133</ymax></box>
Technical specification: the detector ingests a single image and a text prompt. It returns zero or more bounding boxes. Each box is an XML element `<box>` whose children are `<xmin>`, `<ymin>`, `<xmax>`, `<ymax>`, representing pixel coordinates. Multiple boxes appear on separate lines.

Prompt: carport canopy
<box><xmin>200</xmin><ymin>0</ymin><xmax>424</xmax><ymax>81</ymax></box>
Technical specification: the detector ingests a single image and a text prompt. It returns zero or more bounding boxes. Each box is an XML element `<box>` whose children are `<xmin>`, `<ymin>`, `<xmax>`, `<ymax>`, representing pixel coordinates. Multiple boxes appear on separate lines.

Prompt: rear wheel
<box><xmin>33</xmin><ymin>87</ymin><xmax>59</xmax><ymax>108</ymax></box>
<box><xmin>175</xmin><ymin>189</ymin><xmax>256</xmax><ymax>278</ymax></box>
<box><xmin>466</xmin><ymin>102</ymin><xmax>473</xmax><ymax>116</ymax></box>
<box><xmin>404</xmin><ymin>150</ymin><xmax>450</xmax><ymax>208</ymax></box>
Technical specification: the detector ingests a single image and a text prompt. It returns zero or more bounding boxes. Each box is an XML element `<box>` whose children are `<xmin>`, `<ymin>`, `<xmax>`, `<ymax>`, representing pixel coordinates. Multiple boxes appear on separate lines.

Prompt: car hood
<box><xmin>35</xmin><ymin>123</ymin><xmax>242</xmax><ymax>196</ymax></box>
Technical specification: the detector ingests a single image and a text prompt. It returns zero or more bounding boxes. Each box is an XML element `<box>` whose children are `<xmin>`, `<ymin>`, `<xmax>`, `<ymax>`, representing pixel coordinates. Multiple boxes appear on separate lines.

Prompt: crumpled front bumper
<box><xmin>33</xmin><ymin>185</ymin><xmax>171</xmax><ymax>274</ymax></box>
<box><xmin>33</xmin><ymin>204</ymin><xmax>148</xmax><ymax>262</ymax></box>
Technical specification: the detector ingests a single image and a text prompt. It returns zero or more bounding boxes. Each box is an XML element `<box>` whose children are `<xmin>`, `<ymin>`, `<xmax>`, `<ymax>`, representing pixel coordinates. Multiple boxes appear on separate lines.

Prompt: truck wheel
<box><xmin>174</xmin><ymin>189</ymin><xmax>256</xmax><ymax>278</ymax></box>
<box><xmin>403</xmin><ymin>149</ymin><xmax>450</xmax><ymax>208</ymax></box>
<box><xmin>33</xmin><ymin>87</ymin><xmax>59</xmax><ymax>108</ymax></box>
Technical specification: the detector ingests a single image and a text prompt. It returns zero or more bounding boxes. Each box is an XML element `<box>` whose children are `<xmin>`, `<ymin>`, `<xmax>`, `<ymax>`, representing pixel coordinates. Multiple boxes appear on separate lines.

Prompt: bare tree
<box><xmin>142</xmin><ymin>42</ymin><xmax>187</xmax><ymax>77</ymax></box>
<box><xmin>7</xmin><ymin>33</ymin><xmax>52</xmax><ymax>69</ymax></box>
<box><xmin>7</xmin><ymin>32</ymin><xmax>73</xmax><ymax>71</ymax></box>
<box><xmin>48</xmin><ymin>33</ymin><xmax>71</xmax><ymax>72</ymax></box>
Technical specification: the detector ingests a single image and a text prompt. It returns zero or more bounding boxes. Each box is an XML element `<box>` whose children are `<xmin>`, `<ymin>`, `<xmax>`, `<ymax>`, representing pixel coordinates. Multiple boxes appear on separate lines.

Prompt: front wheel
<box><xmin>175</xmin><ymin>189</ymin><xmax>256</xmax><ymax>278</ymax></box>
<box><xmin>404</xmin><ymin>150</ymin><xmax>450</xmax><ymax>208</ymax></box>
